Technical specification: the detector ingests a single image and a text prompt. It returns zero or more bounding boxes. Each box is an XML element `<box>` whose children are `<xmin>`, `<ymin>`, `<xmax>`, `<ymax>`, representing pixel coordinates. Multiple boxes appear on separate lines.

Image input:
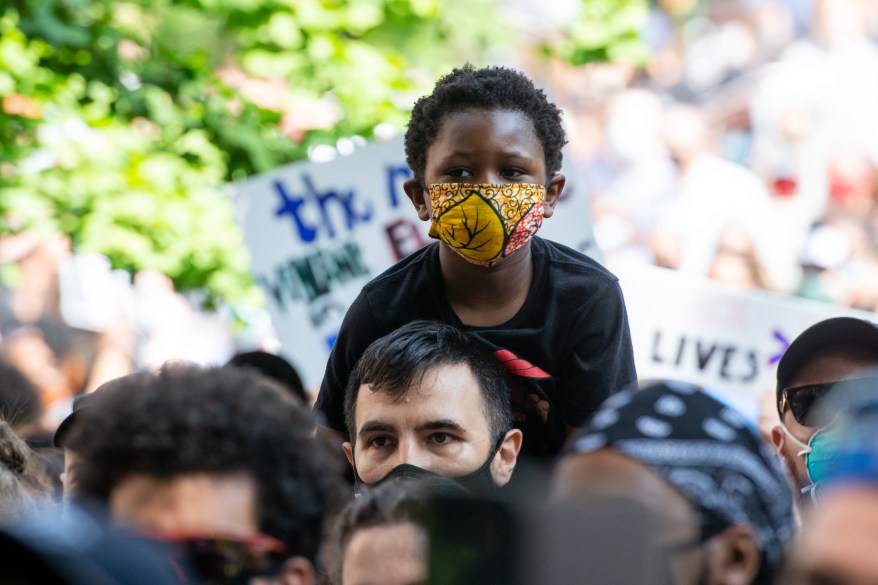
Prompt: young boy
<box><xmin>314</xmin><ymin>65</ymin><xmax>636</xmax><ymax>457</ymax></box>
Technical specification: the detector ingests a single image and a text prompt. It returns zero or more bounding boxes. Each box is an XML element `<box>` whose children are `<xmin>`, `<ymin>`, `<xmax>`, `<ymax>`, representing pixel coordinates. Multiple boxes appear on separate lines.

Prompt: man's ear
<box><xmin>542</xmin><ymin>173</ymin><xmax>566</xmax><ymax>219</ymax></box>
<box><xmin>770</xmin><ymin>425</ymin><xmax>785</xmax><ymax>453</ymax></box>
<box><xmin>275</xmin><ymin>556</ymin><xmax>315</xmax><ymax>585</ymax></box>
<box><xmin>342</xmin><ymin>441</ymin><xmax>355</xmax><ymax>466</ymax></box>
<box><xmin>404</xmin><ymin>178</ymin><xmax>431</xmax><ymax>221</ymax></box>
<box><xmin>705</xmin><ymin>524</ymin><xmax>761</xmax><ymax>585</ymax></box>
<box><xmin>490</xmin><ymin>429</ymin><xmax>523</xmax><ymax>487</ymax></box>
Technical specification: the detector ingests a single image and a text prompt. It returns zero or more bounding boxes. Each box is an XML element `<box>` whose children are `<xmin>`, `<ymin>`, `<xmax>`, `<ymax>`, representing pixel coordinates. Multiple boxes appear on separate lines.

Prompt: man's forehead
<box><xmin>791</xmin><ymin>344</ymin><xmax>878</xmax><ymax>386</ymax></box>
<box><xmin>353</xmin><ymin>364</ymin><xmax>487</xmax><ymax>430</ymax></box>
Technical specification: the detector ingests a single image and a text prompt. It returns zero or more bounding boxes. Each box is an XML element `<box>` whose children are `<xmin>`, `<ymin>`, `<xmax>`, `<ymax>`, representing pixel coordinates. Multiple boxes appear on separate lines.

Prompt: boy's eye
<box><xmin>501</xmin><ymin>168</ymin><xmax>526</xmax><ymax>180</ymax></box>
<box><xmin>447</xmin><ymin>168</ymin><xmax>473</xmax><ymax>178</ymax></box>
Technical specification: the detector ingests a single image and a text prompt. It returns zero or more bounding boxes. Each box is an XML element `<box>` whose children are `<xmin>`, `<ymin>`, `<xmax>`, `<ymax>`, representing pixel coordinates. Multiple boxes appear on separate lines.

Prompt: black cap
<box><xmin>53</xmin><ymin>394</ymin><xmax>94</xmax><ymax>448</ymax></box>
<box><xmin>776</xmin><ymin>317</ymin><xmax>878</xmax><ymax>414</ymax></box>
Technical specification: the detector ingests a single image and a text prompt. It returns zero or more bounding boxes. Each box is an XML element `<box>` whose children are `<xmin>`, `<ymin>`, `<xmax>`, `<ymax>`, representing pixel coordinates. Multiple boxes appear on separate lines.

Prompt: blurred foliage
<box><xmin>543</xmin><ymin>0</ymin><xmax>649</xmax><ymax>65</ymax></box>
<box><xmin>0</xmin><ymin>0</ymin><xmax>644</xmax><ymax>307</ymax></box>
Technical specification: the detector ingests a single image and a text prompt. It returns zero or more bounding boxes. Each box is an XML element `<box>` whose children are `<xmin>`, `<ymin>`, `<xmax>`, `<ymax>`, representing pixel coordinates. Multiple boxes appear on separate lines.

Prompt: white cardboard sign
<box><xmin>617</xmin><ymin>264</ymin><xmax>875</xmax><ymax>412</ymax></box>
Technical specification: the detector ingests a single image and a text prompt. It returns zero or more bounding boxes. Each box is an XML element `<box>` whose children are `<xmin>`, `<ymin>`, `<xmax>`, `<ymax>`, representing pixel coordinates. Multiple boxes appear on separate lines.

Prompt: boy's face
<box><xmin>404</xmin><ymin>109</ymin><xmax>565</xmax><ymax>222</ymax></box>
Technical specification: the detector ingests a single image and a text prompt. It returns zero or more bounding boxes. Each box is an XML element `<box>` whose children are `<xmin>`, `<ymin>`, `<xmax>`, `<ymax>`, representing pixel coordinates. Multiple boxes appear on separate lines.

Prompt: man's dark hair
<box><xmin>65</xmin><ymin>364</ymin><xmax>344</xmax><ymax>563</ymax></box>
<box><xmin>404</xmin><ymin>64</ymin><xmax>567</xmax><ymax>180</ymax></box>
<box><xmin>330</xmin><ymin>479</ymin><xmax>463</xmax><ymax>585</ymax></box>
<box><xmin>0</xmin><ymin>358</ymin><xmax>42</xmax><ymax>431</ymax></box>
<box><xmin>343</xmin><ymin>320</ymin><xmax>512</xmax><ymax>444</ymax></box>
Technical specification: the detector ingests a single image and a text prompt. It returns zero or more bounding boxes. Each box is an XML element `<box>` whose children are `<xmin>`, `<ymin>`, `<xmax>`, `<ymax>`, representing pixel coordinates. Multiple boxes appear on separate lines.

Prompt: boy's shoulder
<box><xmin>533</xmin><ymin>237</ymin><xmax>619</xmax><ymax>285</ymax></box>
<box><xmin>361</xmin><ymin>242</ymin><xmax>438</xmax><ymax>294</ymax></box>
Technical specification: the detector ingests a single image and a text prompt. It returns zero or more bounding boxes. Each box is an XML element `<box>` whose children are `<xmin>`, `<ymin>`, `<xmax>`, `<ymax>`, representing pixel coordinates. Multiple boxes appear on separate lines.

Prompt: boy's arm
<box><xmin>559</xmin><ymin>280</ymin><xmax>637</xmax><ymax>430</ymax></box>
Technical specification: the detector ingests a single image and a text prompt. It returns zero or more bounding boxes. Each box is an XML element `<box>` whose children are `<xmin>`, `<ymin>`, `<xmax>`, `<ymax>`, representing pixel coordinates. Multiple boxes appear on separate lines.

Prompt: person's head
<box><xmin>342</xmin><ymin>320</ymin><xmax>521</xmax><ymax>492</ymax></box>
<box><xmin>780</xmin><ymin>485</ymin><xmax>878</xmax><ymax>585</ymax></box>
<box><xmin>226</xmin><ymin>350</ymin><xmax>309</xmax><ymax>404</ymax></box>
<box><xmin>0</xmin><ymin>320</ymin><xmax>90</xmax><ymax>427</ymax></box>
<box><xmin>0</xmin><ymin>357</ymin><xmax>43</xmax><ymax>435</ymax></box>
<box><xmin>402</xmin><ymin>65</ymin><xmax>567</xmax><ymax>267</ymax></box>
<box><xmin>65</xmin><ymin>364</ymin><xmax>345</xmax><ymax>585</ymax></box>
<box><xmin>770</xmin><ymin>317</ymin><xmax>878</xmax><ymax>508</ymax></box>
<box><xmin>554</xmin><ymin>381</ymin><xmax>795</xmax><ymax>585</ymax></box>
<box><xmin>331</xmin><ymin>480</ymin><xmax>451</xmax><ymax>585</ymax></box>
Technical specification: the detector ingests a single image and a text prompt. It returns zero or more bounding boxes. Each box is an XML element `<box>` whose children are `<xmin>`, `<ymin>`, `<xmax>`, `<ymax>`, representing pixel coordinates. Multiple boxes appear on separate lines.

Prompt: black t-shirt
<box><xmin>313</xmin><ymin>237</ymin><xmax>637</xmax><ymax>457</ymax></box>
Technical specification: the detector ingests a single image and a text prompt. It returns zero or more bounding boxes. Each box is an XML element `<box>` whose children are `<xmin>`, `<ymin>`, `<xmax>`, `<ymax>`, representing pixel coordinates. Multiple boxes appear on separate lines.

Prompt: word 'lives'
<box><xmin>651</xmin><ymin>330</ymin><xmax>759</xmax><ymax>383</ymax></box>
<box><xmin>256</xmin><ymin>241</ymin><xmax>369</xmax><ymax>308</ymax></box>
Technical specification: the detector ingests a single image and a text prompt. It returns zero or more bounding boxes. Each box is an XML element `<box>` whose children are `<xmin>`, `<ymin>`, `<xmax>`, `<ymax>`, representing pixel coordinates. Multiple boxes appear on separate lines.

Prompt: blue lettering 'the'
<box><xmin>274</xmin><ymin>173</ymin><xmax>373</xmax><ymax>243</ymax></box>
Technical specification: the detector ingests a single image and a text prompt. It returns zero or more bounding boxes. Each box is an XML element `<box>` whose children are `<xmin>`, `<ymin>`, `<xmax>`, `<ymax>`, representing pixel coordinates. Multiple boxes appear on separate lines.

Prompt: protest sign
<box><xmin>232</xmin><ymin>137</ymin><xmax>597</xmax><ymax>388</ymax></box>
<box><xmin>617</xmin><ymin>263</ymin><xmax>876</xmax><ymax>416</ymax></box>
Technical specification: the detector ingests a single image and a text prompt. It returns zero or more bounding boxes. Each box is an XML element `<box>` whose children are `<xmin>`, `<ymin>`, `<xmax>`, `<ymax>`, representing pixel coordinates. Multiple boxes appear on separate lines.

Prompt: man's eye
<box><xmin>430</xmin><ymin>432</ymin><xmax>453</xmax><ymax>445</ymax></box>
<box><xmin>368</xmin><ymin>436</ymin><xmax>393</xmax><ymax>449</ymax></box>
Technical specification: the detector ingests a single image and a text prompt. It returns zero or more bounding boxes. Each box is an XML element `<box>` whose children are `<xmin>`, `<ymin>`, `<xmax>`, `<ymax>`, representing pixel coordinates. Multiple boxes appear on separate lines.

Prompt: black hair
<box><xmin>343</xmin><ymin>320</ymin><xmax>512</xmax><ymax>445</ymax></box>
<box><xmin>226</xmin><ymin>350</ymin><xmax>308</xmax><ymax>404</ymax></box>
<box><xmin>0</xmin><ymin>358</ymin><xmax>42</xmax><ymax>431</ymax></box>
<box><xmin>404</xmin><ymin>64</ymin><xmax>567</xmax><ymax>181</ymax></box>
<box><xmin>65</xmin><ymin>364</ymin><xmax>344</xmax><ymax>563</ymax></box>
<box><xmin>0</xmin><ymin>421</ymin><xmax>50</xmax><ymax>521</ymax></box>
<box><xmin>330</xmin><ymin>478</ymin><xmax>466</xmax><ymax>585</ymax></box>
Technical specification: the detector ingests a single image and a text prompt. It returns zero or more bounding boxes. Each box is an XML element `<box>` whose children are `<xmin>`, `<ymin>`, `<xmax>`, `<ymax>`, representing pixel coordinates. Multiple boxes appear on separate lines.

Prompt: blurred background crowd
<box><xmin>554</xmin><ymin>0</ymin><xmax>878</xmax><ymax>307</ymax></box>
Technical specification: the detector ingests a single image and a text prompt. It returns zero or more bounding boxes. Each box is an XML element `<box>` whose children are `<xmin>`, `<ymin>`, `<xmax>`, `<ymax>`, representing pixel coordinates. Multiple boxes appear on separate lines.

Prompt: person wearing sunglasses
<box><xmin>770</xmin><ymin>317</ymin><xmax>878</xmax><ymax>510</ymax></box>
<box><xmin>778</xmin><ymin>394</ymin><xmax>878</xmax><ymax>585</ymax></box>
<box><xmin>553</xmin><ymin>381</ymin><xmax>794</xmax><ymax>585</ymax></box>
<box><xmin>63</xmin><ymin>364</ymin><xmax>346</xmax><ymax>585</ymax></box>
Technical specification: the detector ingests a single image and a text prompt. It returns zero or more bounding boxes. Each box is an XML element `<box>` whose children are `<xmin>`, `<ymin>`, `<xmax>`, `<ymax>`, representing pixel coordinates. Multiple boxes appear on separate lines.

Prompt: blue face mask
<box><xmin>780</xmin><ymin>418</ymin><xmax>845</xmax><ymax>504</ymax></box>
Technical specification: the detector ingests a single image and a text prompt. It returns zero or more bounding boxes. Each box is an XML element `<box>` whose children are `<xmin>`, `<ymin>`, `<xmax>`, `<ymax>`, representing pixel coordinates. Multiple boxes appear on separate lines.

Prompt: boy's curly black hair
<box><xmin>404</xmin><ymin>64</ymin><xmax>567</xmax><ymax>181</ymax></box>
<box><xmin>65</xmin><ymin>364</ymin><xmax>345</xmax><ymax>564</ymax></box>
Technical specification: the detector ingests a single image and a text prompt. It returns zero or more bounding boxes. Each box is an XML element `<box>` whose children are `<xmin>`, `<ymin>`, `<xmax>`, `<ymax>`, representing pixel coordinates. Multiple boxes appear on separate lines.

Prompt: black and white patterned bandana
<box><xmin>564</xmin><ymin>381</ymin><xmax>795</xmax><ymax>568</ymax></box>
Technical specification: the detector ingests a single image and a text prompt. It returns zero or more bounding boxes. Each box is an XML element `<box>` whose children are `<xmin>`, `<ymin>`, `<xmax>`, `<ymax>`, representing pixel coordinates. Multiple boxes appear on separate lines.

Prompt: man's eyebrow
<box><xmin>415</xmin><ymin>419</ymin><xmax>467</xmax><ymax>434</ymax></box>
<box><xmin>358</xmin><ymin>421</ymin><xmax>396</xmax><ymax>437</ymax></box>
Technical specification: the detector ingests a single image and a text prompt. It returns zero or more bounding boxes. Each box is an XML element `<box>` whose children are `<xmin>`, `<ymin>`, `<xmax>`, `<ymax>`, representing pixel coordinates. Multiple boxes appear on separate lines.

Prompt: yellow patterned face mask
<box><xmin>427</xmin><ymin>182</ymin><xmax>545</xmax><ymax>267</ymax></box>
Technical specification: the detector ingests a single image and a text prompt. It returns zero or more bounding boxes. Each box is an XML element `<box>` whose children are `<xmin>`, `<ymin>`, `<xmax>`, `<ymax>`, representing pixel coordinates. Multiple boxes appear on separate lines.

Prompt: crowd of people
<box><xmin>3</xmin><ymin>3</ymin><xmax>878</xmax><ymax>582</ymax></box>
<box><xmin>547</xmin><ymin>0</ymin><xmax>878</xmax><ymax>308</ymax></box>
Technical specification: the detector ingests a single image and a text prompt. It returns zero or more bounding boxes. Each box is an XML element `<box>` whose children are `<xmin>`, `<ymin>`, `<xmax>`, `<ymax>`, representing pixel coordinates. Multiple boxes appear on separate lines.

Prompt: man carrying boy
<box><xmin>316</xmin><ymin>65</ymin><xmax>637</xmax><ymax>457</ymax></box>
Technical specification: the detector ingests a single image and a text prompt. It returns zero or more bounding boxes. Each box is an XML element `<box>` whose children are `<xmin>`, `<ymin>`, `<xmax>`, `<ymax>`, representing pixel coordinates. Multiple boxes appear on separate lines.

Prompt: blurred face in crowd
<box><xmin>771</xmin><ymin>345</ymin><xmax>878</xmax><ymax>507</ymax></box>
<box><xmin>111</xmin><ymin>473</ymin><xmax>259</xmax><ymax>535</ymax></box>
<box><xmin>553</xmin><ymin>450</ymin><xmax>761</xmax><ymax>585</ymax></box>
<box><xmin>782</xmin><ymin>486</ymin><xmax>878</xmax><ymax>585</ymax></box>
<box><xmin>111</xmin><ymin>472</ymin><xmax>314</xmax><ymax>585</ymax></box>
<box><xmin>341</xmin><ymin>522</ymin><xmax>427</xmax><ymax>585</ymax></box>
<box><xmin>343</xmin><ymin>363</ymin><xmax>521</xmax><ymax>488</ymax></box>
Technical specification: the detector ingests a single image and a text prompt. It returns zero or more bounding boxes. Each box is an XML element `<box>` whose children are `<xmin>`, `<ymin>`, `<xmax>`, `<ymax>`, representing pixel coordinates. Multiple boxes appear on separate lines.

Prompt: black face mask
<box><xmin>353</xmin><ymin>434</ymin><xmax>506</xmax><ymax>496</ymax></box>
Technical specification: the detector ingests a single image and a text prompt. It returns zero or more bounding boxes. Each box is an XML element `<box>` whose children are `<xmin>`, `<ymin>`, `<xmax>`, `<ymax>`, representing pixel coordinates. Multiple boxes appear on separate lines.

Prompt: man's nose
<box><xmin>395</xmin><ymin>438</ymin><xmax>432</xmax><ymax>469</ymax></box>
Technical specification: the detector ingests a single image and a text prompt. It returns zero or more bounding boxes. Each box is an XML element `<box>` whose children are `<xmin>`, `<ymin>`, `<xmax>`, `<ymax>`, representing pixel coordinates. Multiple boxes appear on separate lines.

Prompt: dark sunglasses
<box><xmin>138</xmin><ymin>531</ymin><xmax>289</xmax><ymax>584</ymax></box>
<box><xmin>780</xmin><ymin>376</ymin><xmax>878</xmax><ymax>427</ymax></box>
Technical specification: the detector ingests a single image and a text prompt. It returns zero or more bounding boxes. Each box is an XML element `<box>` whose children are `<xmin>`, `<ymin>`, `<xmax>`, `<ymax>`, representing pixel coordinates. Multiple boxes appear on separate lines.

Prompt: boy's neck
<box><xmin>438</xmin><ymin>242</ymin><xmax>534</xmax><ymax>327</ymax></box>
